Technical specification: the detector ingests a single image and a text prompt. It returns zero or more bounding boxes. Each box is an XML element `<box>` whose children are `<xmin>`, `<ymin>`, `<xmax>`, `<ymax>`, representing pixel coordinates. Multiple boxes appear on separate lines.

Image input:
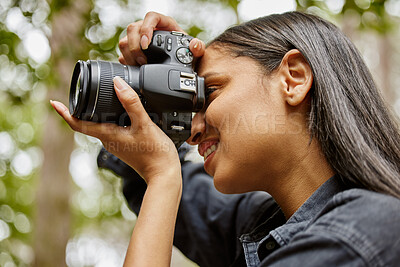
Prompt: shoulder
<box><xmin>320</xmin><ymin>188</ymin><xmax>400</xmax><ymax>227</ymax></box>
<box><xmin>306</xmin><ymin>189</ymin><xmax>400</xmax><ymax>266</ymax></box>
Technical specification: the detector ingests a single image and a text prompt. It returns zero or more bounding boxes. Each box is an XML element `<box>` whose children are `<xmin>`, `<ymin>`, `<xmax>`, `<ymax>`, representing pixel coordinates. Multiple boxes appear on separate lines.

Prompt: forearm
<box><xmin>123</xmin><ymin>170</ymin><xmax>182</xmax><ymax>267</ymax></box>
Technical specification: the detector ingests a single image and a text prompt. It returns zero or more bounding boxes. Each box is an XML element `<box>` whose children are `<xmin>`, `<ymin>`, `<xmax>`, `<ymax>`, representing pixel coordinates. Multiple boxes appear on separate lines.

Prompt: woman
<box><xmin>51</xmin><ymin>11</ymin><xmax>400</xmax><ymax>266</ymax></box>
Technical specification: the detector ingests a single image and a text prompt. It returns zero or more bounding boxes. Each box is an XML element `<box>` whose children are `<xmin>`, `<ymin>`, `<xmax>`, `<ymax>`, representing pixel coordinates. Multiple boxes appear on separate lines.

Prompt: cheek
<box><xmin>211</xmin><ymin>96</ymin><xmax>277</xmax><ymax>138</ymax></box>
<box><xmin>209</xmin><ymin>95</ymin><xmax>288</xmax><ymax>193</ymax></box>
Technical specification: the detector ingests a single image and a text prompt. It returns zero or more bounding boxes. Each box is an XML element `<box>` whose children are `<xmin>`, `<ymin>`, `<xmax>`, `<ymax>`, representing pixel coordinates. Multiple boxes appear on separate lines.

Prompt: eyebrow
<box><xmin>201</xmin><ymin>72</ymin><xmax>224</xmax><ymax>79</ymax></box>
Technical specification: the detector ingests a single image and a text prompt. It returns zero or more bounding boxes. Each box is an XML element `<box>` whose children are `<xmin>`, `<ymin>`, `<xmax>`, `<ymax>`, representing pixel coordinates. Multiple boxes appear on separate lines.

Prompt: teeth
<box><xmin>204</xmin><ymin>144</ymin><xmax>217</xmax><ymax>159</ymax></box>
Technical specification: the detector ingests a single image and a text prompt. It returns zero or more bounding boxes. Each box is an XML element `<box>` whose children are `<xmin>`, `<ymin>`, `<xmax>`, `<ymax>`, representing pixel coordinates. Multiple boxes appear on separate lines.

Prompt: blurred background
<box><xmin>0</xmin><ymin>0</ymin><xmax>399</xmax><ymax>266</ymax></box>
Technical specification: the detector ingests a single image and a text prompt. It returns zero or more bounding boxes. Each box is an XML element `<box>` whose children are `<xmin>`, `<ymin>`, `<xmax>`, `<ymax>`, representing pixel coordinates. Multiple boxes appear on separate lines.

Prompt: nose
<box><xmin>187</xmin><ymin>111</ymin><xmax>206</xmax><ymax>145</ymax></box>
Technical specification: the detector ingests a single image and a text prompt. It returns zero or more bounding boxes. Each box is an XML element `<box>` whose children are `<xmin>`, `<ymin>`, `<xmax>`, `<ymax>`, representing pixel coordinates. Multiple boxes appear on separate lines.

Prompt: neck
<box><xmin>269</xmin><ymin>138</ymin><xmax>334</xmax><ymax>219</ymax></box>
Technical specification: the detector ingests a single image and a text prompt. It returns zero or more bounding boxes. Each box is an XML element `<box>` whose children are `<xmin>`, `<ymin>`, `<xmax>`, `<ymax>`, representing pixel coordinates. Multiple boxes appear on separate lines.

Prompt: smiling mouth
<box><xmin>204</xmin><ymin>144</ymin><xmax>218</xmax><ymax>160</ymax></box>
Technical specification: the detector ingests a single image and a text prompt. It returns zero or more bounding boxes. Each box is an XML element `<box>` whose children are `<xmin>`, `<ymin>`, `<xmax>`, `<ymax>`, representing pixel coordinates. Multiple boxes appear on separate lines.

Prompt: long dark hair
<box><xmin>209</xmin><ymin>11</ymin><xmax>400</xmax><ymax>198</ymax></box>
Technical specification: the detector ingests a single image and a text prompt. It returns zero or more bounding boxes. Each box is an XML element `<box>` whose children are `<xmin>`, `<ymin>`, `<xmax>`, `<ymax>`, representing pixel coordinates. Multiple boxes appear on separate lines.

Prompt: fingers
<box><xmin>119</xmin><ymin>35</ymin><xmax>136</xmax><ymax>65</ymax></box>
<box><xmin>119</xmin><ymin>24</ymin><xmax>147</xmax><ymax>66</ymax></box>
<box><xmin>118</xmin><ymin>54</ymin><xmax>127</xmax><ymax>65</ymax></box>
<box><xmin>119</xmin><ymin>12</ymin><xmax>188</xmax><ymax>66</ymax></box>
<box><xmin>140</xmin><ymin>12</ymin><xmax>184</xmax><ymax>47</ymax></box>
<box><xmin>126</xmin><ymin>21</ymin><xmax>147</xmax><ymax>65</ymax></box>
<box><xmin>113</xmin><ymin>76</ymin><xmax>150</xmax><ymax>129</ymax></box>
<box><xmin>127</xmin><ymin>22</ymin><xmax>148</xmax><ymax>65</ymax></box>
<box><xmin>189</xmin><ymin>38</ymin><xmax>206</xmax><ymax>58</ymax></box>
<box><xmin>50</xmin><ymin>100</ymin><xmax>120</xmax><ymax>140</ymax></box>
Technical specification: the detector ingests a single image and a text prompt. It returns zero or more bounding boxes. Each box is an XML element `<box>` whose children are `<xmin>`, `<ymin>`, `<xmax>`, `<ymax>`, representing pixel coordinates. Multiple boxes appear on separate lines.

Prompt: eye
<box><xmin>205</xmin><ymin>87</ymin><xmax>218</xmax><ymax>100</ymax></box>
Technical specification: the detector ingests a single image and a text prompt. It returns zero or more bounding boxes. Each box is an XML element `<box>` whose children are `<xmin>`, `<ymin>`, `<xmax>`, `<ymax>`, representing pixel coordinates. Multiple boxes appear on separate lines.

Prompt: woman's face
<box><xmin>190</xmin><ymin>46</ymin><xmax>307</xmax><ymax>194</ymax></box>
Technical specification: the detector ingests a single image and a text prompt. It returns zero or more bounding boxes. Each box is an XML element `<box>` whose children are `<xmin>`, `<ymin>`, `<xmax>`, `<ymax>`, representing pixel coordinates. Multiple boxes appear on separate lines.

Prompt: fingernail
<box><xmin>140</xmin><ymin>35</ymin><xmax>149</xmax><ymax>50</ymax></box>
<box><xmin>136</xmin><ymin>56</ymin><xmax>146</xmax><ymax>65</ymax></box>
<box><xmin>50</xmin><ymin>100</ymin><xmax>67</xmax><ymax>113</ymax></box>
<box><xmin>113</xmin><ymin>76</ymin><xmax>125</xmax><ymax>90</ymax></box>
<box><xmin>193</xmin><ymin>39</ymin><xmax>199</xmax><ymax>49</ymax></box>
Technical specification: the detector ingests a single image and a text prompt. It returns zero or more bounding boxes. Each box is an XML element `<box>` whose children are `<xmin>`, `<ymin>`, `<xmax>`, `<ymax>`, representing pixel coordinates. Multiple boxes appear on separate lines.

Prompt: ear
<box><xmin>279</xmin><ymin>49</ymin><xmax>313</xmax><ymax>106</ymax></box>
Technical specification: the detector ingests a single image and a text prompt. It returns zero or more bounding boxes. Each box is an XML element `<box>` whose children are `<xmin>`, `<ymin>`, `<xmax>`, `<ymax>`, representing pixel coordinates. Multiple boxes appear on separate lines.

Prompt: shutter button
<box><xmin>265</xmin><ymin>241</ymin><xmax>276</xmax><ymax>250</ymax></box>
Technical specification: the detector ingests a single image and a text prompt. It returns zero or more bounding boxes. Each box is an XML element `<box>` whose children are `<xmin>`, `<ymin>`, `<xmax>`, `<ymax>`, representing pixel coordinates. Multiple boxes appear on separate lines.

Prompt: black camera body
<box><xmin>69</xmin><ymin>31</ymin><xmax>205</xmax><ymax>146</ymax></box>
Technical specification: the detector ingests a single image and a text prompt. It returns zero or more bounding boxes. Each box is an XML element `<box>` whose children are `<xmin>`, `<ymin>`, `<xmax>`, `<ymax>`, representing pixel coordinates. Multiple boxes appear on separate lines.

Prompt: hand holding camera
<box><xmin>51</xmin><ymin>12</ymin><xmax>205</xmax><ymax>179</ymax></box>
<box><xmin>118</xmin><ymin>12</ymin><xmax>205</xmax><ymax>66</ymax></box>
<box><xmin>70</xmin><ymin>30</ymin><xmax>205</xmax><ymax>146</ymax></box>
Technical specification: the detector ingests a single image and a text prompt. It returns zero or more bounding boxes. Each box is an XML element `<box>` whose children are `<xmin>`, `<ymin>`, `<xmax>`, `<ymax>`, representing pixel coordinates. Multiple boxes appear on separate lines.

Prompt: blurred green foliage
<box><xmin>296</xmin><ymin>0</ymin><xmax>397</xmax><ymax>33</ymax></box>
<box><xmin>0</xmin><ymin>1</ymin><xmax>46</xmax><ymax>264</ymax></box>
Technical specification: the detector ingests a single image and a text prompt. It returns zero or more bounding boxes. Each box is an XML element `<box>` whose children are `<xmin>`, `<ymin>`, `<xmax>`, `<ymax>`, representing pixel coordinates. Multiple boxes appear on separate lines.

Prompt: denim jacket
<box><xmin>98</xmin><ymin>145</ymin><xmax>400</xmax><ymax>267</ymax></box>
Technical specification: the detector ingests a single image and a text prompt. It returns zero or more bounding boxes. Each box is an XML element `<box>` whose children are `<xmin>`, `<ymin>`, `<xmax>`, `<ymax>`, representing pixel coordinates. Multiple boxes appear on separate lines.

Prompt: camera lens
<box><xmin>69</xmin><ymin>60</ymin><xmax>140</xmax><ymax>126</ymax></box>
<box><xmin>69</xmin><ymin>60</ymin><xmax>88</xmax><ymax>118</ymax></box>
<box><xmin>74</xmin><ymin>73</ymin><xmax>81</xmax><ymax>106</ymax></box>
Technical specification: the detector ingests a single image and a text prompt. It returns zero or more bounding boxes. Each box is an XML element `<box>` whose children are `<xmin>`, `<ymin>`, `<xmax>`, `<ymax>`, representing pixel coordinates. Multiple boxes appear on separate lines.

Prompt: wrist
<box><xmin>146</xmin><ymin>166</ymin><xmax>182</xmax><ymax>191</ymax></box>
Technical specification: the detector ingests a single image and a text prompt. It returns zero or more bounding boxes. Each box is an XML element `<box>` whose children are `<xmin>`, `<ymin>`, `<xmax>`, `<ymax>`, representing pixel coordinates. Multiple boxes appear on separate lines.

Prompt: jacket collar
<box><xmin>268</xmin><ymin>175</ymin><xmax>349</xmax><ymax>246</ymax></box>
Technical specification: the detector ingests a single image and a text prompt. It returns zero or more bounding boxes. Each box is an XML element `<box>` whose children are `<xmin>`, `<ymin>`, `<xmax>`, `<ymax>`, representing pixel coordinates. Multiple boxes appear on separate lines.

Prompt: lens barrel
<box><xmin>69</xmin><ymin>60</ymin><xmax>140</xmax><ymax>126</ymax></box>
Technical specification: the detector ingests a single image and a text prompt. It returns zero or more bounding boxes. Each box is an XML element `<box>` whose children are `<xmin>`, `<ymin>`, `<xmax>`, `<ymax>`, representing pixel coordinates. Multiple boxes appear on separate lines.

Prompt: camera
<box><xmin>69</xmin><ymin>31</ymin><xmax>205</xmax><ymax>146</ymax></box>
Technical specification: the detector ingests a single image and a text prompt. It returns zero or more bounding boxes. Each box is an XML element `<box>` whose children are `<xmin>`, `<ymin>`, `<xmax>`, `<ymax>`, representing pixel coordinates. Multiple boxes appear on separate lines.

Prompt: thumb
<box><xmin>113</xmin><ymin>76</ymin><xmax>150</xmax><ymax>128</ymax></box>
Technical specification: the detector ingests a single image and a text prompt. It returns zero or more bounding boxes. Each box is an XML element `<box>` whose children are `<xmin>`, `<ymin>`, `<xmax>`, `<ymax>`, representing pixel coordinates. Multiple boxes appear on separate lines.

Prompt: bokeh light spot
<box><xmin>69</xmin><ymin>149</ymin><xmax>102</xmax><ymax>191</ymax></box>
<box><xmin>14</xmin><ymin>213</ymin><xmax>31</xmax><ymax>234</ymax></box>
<box><xmin>23</xmin><ymin>29</ymin><xmax>51</xmax><ymax>64</ymax></box>
<box><xmin>16</xmin><ymin>123</ymin><xmax>35</xmax><ymax>144</ymax></box>
<box><xmin>0</xmin><ymin>132</ymin><xmax>15</xmax><ymax>160</ymax></box>
<box><xmin>0</xmin><ymin>220</ymin><xmax>11</xmax><ymax>241</ymax></box>
<box><xmin>0</xmin><ymin>205</ymin><xmax>15</xmax><ymax>223</ymax></box>
<box><xmin>11</xmin><ymin>150</ymin><xmax>34</xmax><ymax>178</ymax></box>
<box><xmin>385</xmin><ymin>0</ymin><xmax>400</xmax><ymax>17</ymax></box>
<box><xmin>16</xmin><ymin>184</ymin><xmax>35</xmax><ymax>206</ymax></box>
